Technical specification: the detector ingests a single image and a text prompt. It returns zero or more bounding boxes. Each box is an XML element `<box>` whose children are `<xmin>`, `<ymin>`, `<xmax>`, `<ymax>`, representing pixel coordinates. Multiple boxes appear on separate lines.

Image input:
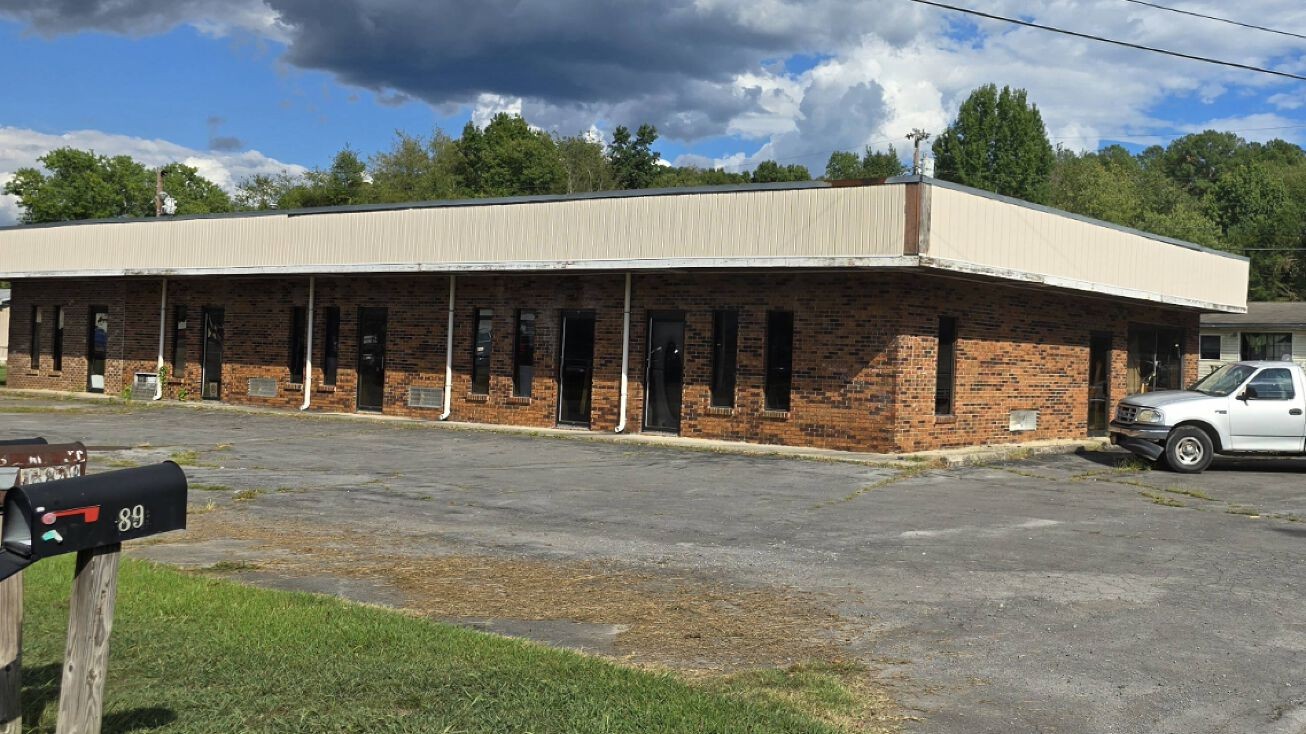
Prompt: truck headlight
<box><xmin>1135</xmin><ymin>408</ymin><xmax>1164</xmax><ymax>425</ymax></box>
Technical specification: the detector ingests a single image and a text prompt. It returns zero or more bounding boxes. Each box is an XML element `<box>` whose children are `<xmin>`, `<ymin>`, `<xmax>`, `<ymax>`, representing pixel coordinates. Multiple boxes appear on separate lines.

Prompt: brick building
<box><xmin>0</xmin><ymin>177</ymin><xmax>1248</xmax><ymax>452</ymax></box>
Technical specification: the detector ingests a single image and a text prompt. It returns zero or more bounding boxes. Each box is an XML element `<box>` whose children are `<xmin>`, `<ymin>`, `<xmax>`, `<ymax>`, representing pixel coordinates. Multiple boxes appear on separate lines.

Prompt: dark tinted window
<box><xmin>322</xmin><ymin>307</ymin><xmax>341</xmax><ymax>385</ymax></box>
<box><xmin>471</xmin><ymin>308</ymin><xmax>494</xmax><ymax>394</ymax></box>
<box><xmin>1200</xmin><ymin>334</ymin><xmax>1221</xmax><ymax>360</ymax></box>
<box><xmin>171</xmin><ymin>305</ymin><xmax>187</xmax><ymax>373</ymax></box>
<box><xmin>289</xmin><ymin>306</ymin><xmax>307</xmax><ymax>383</ymax></box>
<box><xmin>710</xmin><ymin>310</ymin><xmax>739</xmax><ymax>408</ymax></box>
<box><xmin>1241</xmin><ymin>333</ymin><xmax>1292</xmax><ymax>361</ymax></box>
<box><xmin>52</xmin><ymin>306</ymin><xmax>64</xmax><ymax>372</ymax></box>
<box><xmin>764</xmin><ymin>311</ymin><xmax>793</xmax><ymax>412</ymax></box>
<box><xmin>513</xmin><ymin>310</ymin><xmax>536</xmax><ymax>398</ymax></box>
<box><xmin>29</xmin><ymin>306</ymin><xmax>40</xmax><ymax>368</ymax></box>
<box><xmin>935</xmin><ymin>317</ymin><xmax>957</xmax><ymax>415</ymax></box>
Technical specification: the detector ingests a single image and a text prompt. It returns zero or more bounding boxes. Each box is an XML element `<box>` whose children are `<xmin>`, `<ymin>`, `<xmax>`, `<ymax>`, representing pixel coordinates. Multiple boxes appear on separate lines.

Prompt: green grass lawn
<box><xmin>19</xmin><ymin>557</ymin><xmax>848</xmax><ymax>733</ymax></box>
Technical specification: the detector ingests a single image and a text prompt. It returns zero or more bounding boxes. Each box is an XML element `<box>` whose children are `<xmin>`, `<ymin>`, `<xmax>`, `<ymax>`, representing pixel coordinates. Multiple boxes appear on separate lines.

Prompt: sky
<box><xmin>1</xmin><ymin>0</ymin><xmax>1305</xmax><ymax>224</ymax></box>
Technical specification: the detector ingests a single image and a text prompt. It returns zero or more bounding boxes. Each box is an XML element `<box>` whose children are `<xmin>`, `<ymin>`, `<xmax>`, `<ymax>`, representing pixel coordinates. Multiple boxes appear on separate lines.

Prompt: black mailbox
<box><xmin>0</xmin><ymin>462</ymin><xmax>187</xmax><ymax>581</ymax></box>
<box><xmin>0</xmin><ymin>437</ymin><xmax>48</xmax><ymax>446</ymax></box>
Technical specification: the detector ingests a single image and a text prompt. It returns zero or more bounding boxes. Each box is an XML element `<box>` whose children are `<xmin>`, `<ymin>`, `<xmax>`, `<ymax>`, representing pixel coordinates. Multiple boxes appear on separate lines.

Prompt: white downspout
<box><xmin>300</xmin><ymin>276</ymin><xmax>315</xmax><ymax>411</ymax></box>
<box><xmin>153</xmin><ymin>278</ymin><xmax>167</xmax><ymax>400</ymax></box>
<box><xmin>615</xmin><ymin>272</ymin><xmax>632</xmax><ymax>433</ymax></box>
<box><xmin>439</xmin><ymin>275</ymin><xmax>456</xmax><ymax>420</ymax></box>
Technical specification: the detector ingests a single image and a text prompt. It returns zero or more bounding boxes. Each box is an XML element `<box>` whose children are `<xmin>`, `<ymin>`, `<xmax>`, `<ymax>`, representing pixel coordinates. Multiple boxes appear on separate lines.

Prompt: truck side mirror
<box><xmin>1240</xmin><ymin>386</ymin><xmax>1259</xmax><ymax>401</ymax></box>
<box><xmin>0</xmin><ymin>462</ymin><xmax>187</xmax><ymax>582</ymax></box>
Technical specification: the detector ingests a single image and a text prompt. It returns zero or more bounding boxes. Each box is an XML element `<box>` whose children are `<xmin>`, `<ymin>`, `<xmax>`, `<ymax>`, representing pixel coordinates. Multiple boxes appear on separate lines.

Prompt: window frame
<box><xmin>321</xmin><ymin>306</ymin><xmax>341</xmax><ymax>386</ymax></box>
<box><xmin>512</xmin><ymin>309</ymin><xmax>536</xmax><ymax>398</ymax></box>
<box><xmin>764</xmin><ymin>310</ymin><xmax>794</xmax><ymax>412</ymax></box>
<box><xmin>935</xmin><ymin>316</ymin><xmax>958</xmax><ymax>416</ymax></box>
<box><xmin>288</xmin><ymin>306</ymin><xmax>308</xmax><ymax>384</ymax></box>
<box><xmin>710</xmin><ymin>309</ymin><xmax>739</xmax><ymax>409</ymax></box>
<box><xmin>470</xmin><ymin>308</ymin><xmax>494</xmax><ymax>395</ymax></box>
<box><xmin>1199</xmin><ymin>334</ymin><xmax>1222</xmax><ymax>361</ymax></box>
<box><xmin>1240</xmin><ymin>332</ymin><xmax>1293</xmax><ymax>362</ymax></box>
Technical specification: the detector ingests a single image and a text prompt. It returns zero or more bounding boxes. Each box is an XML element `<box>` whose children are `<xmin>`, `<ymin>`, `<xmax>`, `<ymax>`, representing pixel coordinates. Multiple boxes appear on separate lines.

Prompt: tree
<box><xmin>1160</xmin><ymin>130</ymin><xmax>1241</xmax><ymax>197</ymax></box>
<box><xmin>556</xmin><ymin>134</ymin><xmax>616</xmax><ymax>194</ymax></box>
<box><xmin>932</xmin><ymin>84</ymin><xmax>1055</xmax><ymax>202</ymax></box>
<box><xmin>235</xmin><ymin>171</ymin><xmax>301</xmax><ymax>210</ymax></box>
<box><xmin>751</xmin><ymin>161</ymin><xmax>811</xmax><ymax>183</ymax></box>
<box><xmin>824</xmin><ymin>145</ymin><xmax>905</xmax><ymax>180</ymax></box>
<box><xmin>455</xmin><ymin>114</ymin><xmax>566</xmax><ymax>198</ymax></box>
<box><xmin>278</xmin><ymin>148</ymin><xmax>369</xmax><ymax>209</ymax></box>
<box><xmin>368</xmin><ymin>131</ymin><xmax>462</xmax><ymax>203</ymax></box>
<box><xmin>3</xmin><ymin>147</ymin><xmax>230</xmax><ymax>223</ymax></box>
<box><xmin>1207</xmin><ymin>163</ymin><xmax>1288</xmax><ymax>235</ymax></box>
<box><xmin>608</xmin><ymin>124</ymin><xmax>661</xmax><ymax>190</ymax></box>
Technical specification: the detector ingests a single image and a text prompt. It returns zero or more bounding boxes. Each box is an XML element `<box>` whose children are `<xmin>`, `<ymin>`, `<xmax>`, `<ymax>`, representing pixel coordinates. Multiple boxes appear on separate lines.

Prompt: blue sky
<box><xmin>1</xmin><ymin>0</ymin><xmax>1305</xmax><ymax>224</ymax></box>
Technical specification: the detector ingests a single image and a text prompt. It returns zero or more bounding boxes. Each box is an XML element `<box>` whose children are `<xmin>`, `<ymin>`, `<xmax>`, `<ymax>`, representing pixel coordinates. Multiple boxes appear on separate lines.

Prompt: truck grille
<box><xmin>1116</xmin><ymin>405</ymin><xmax>1138</xmax><ymax>424</ymax></box>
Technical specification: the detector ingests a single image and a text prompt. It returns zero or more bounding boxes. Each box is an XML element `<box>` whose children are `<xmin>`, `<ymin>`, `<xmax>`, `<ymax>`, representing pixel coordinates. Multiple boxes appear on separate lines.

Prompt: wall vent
<box><xmin>408</xmin><ymin>386</ymin><xmax>444</xmax><ymax>409</ymax></box>
<box><xmin>131</xmin><ymin>372</ymin><xmax>158</xmax><ymax>400</ymax></box>
<box><xmin>248</xmin><ymin>378</ymin><xmax>278</xmax><ymax>398</ymax></box>
<box><xmin>1009</xmin><ymin>410</ymin><xmax>1039</xmax><ymax>432</ymax></box>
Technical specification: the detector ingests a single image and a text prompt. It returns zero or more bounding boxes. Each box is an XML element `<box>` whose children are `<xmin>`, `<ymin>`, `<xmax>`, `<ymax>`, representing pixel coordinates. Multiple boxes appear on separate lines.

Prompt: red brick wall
<box><xmin>7</xmin><ymin>272</ymin><xmax>1202</xmax><ymax>453</ymax></box>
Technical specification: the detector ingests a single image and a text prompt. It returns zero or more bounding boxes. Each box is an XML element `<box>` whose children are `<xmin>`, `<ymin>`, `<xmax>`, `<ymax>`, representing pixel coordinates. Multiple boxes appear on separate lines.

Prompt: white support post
<box><xmin>300</xmin><ymin>276</ymin><xmax>315</xmax><ymax>411</ymax></box>
<box><xmin>153</xmin><ymin>278</ymin><xmax>167</xmax><ymax>400</ymax></box>
<box><xmin>439</xmin><ymin>275</ymin><xmax>456</xmax><ymax>420</ymax></box>
<box><xmin>615</xmin><ymin>272</ymin><xmax>632</xmax><ymax>433</ymax></box>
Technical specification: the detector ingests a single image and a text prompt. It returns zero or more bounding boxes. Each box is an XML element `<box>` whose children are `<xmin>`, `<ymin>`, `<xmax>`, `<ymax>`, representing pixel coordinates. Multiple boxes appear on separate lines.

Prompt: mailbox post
<box><xmin>0</xmin><ymin>441</ymin><xmax>87</xmax><ymax>734</ymax></box>
<box><xmin>0</xmin><ymin>462</ymin><xmax>187</xmax><ymax>734</ymax></box>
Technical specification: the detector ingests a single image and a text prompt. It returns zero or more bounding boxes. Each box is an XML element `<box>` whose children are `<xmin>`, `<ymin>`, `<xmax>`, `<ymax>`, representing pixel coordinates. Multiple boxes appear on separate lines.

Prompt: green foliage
<box><xmin>233</xmin><ymin>172</ymin><xmax>299</xmax><ymax>210</ymax></box>
<box><xmin>932</xmin><ymin>84</ymin><xmax>1055</xmax><ymax>202</ymax></box>
<box><xmin>279</xmin><ymin>148</ymin><xmax>369</xmax><ymax>208</ymax></box>
<box><xmin>823</xmin><ymin>145</ymin><xmax>905</xmax><ymax>180</ymax></box>
<box><xmin>751</xmin><ymin>161</ymin><xmax>812</xmax><ymax>183</ymax></box>
<box><xmin>653</xmin><ymin>166</ymin><xmax>751</xmax><ymax>188</ymax></box>
<box><xmin>556</xmin><ymin>134</ymin><xmax>617</xmax><ymax>193</ymax></box>
<box><xmin>367</xmin><ymin>130</ymin><xmax>463</xmax><ymax>203</ymax></box>
<box><xmin>608</xmin><ymin>124</ymin><xmax>662</xmax><ymax>190</ymax></box>
<box><xmin>3</xmin><ymin>148</ymin><xmax>231</xmax><ymax>223</ymax></box>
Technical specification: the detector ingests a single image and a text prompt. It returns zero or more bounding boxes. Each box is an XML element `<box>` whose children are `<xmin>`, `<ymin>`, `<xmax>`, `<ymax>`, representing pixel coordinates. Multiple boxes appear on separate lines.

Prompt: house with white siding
<box><xmin>1200</xmin><ymin>302</ymin><xmax>1306</xmax><ymax>375</ymax></box>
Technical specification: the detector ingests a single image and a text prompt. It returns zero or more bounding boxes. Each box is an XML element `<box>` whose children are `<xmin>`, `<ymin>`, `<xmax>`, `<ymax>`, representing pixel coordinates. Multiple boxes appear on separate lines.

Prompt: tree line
<box><xmin>7</xmin><ymin>84</ymin><xmax>1305</xmax><ymax>300</ymax></box>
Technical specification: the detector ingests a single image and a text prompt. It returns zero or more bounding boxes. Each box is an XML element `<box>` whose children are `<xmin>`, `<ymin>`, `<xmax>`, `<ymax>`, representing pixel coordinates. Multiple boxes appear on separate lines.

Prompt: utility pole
<box><xmin>154</xmin><ymin>168</ymin><xmax>165</xmax><ymax>217</ymax></box>
<box><xmin>907</xmin><ymin>129</ymin><xmax>932</xmax><ymax>175</ymax></box>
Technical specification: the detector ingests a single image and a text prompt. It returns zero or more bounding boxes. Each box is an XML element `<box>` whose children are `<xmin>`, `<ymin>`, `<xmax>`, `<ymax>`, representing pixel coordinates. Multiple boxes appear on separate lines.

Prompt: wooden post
<box><xmin>55</xmin><ymin>545</ymin><xmax>122</xmax><ymax>734</ymax></box>
<box><xmin>0</xmin><ymin>574</ymin><xmax>20</xmax><ymax>734</ymax></box>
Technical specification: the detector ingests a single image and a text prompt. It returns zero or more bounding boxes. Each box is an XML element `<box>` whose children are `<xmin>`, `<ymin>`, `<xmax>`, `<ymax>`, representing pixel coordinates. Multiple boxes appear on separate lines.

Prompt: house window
<box><xmin>1200</xmin><ymin>335</ymin><xmax>1221</xmax><ymax>361</ymax></box>
<box><xmin>935</xmin><ymin>317</ymin><xmax>958</xmax><ymax>416</ymax></box>
<box><xmin>52</xmin><ymin>306</ymin><xmax>65</xmax><ymax>372</ymax></box>
<box><xmin>1241</xmin><ymin>333</ymin><xmax>1292</xmax><ymax>362</ymax></box>
<box><xmin>710</xmin><ymin>310</ymin><xmax>739</xmax><ymax>408</ymax></box>
<box><xmin>171</xmin><ymin>305</ymin><xmax>188</xmax><ymax>373</ymax></box>
<box><xmin>764</xmin><ymin>311</ymin><xmax>793</xmax><ymax>412</ymax></box>
<box><xmin>289</xmin><ymin>306</ymin><xmax>307</xmax><ymax>383</ymax></box>
<box><xmin>29</xmin><ymin>306</ymin><xmax>40</xmax><ymax>369</ymax></box>
<box><xmin>471</xmin><ymin>308</ymin><xmax>494</xmax><ymax>395</ymax></box>
<box><xmin>513</xmin><ymin>310</ymin><xmax>536</xmax><ymax>398</ymax></box>
<box><xmin>322</xmin><ymin>307</ymin><xmax>341</xmax><ymax>386</ymax></box>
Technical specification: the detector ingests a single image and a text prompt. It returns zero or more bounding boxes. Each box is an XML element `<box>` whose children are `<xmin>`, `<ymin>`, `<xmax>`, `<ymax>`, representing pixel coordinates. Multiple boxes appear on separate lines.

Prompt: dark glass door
<box><xmin>1128</xmin><ymin>326</ymin><xmax>1184</xmax><ymax>393</ymax></box>
<box><xmin>644</xmin><ymin>315</ymin><xmax>685</xmax><ymax>433</ymax></box>
<box><xmin>200</xmin><ymin>307</ymin><xmax>225</xmax><ymax>400</ymax></box>
<box><xmin>557</xmin><ymin>311</ymin><xmax>596</xmax><ymax>426</ymax></box>
<box><xmin>357</xmin><ymin>307</ymin><xmax>388</xmax><ymax>412</ymax></box>
<box><xmin>86</xmin><ymin>306</ymin><xmax>109</xmax><ymax>393</ymax></box>
<box><xmin>1088</xmin><ymin>333</ymin><xmax>1111</xmax><ymax>435</ymax></box>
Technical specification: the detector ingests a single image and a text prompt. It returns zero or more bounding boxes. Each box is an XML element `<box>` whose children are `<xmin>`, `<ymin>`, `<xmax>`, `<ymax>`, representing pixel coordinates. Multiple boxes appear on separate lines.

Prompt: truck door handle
<box><xmin>1291</xmin><ymin>409</ymin><xmax>1303</xmax><ymax>416</ymax></box>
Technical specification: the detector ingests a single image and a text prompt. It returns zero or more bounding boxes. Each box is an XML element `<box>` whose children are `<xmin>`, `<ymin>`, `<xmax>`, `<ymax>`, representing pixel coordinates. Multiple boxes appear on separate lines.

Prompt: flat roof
<box><xmin>0</xmin><ymin>177</ymin><xmax>1250</xmax><ymax>313</ymax></box>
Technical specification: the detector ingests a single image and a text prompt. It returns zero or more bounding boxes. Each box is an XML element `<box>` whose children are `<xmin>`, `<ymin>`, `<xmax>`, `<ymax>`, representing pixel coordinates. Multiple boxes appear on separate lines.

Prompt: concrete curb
<box><xmin>0</xmin><ymin>387</ymin><xmax>1110</xmax><ymax>467</ymax></box>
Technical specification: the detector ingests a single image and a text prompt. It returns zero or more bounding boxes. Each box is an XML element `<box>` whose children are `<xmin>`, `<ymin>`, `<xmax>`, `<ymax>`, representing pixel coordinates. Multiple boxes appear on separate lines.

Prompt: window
<box><xmin>171</xmin><ymin>305</ymin><xmax>187</xmax><ymax>373</ymax></box>
<box><xmin>322</xmin><ymin>307</ymin><xmax>341</xmax><ymax>386</ymax></box>
<box><xmin>29</xmin><ymin>306</ymin><xmax>40</xmax><ymax>369</ymax></box>
<box><xmin>1128</xmin><ymin>326</ymin><xmax>1185</xmax><ymax>393</ymax></box>
<box><xmin>1241</xmin><ymin>332</ymin><xmax>1292</xmax><ymax>362</ymax></box>
<box><xmin>935</xmin><ymin>317</ymin><xmax>958</xmax><ymax>416</ymax></box>
<box><xmin>513</xmin><ymin>310</ymin><xmax>536</xmax><ymax>398</ymax></box>
<box><xmin>288</xmin><ymin>306</ymin><xmax>307</xmax><ymax>384</ymax></box>
<box><xmin>52</xmin><ymin>306</ymin><xmax>65</xmax><ymax>372</ymax></box>
<box><xmin>471</xmin><ymin>308</ymin><xmax>494</xmax><ymax>395</ymax></box>
<box><xmin>764</xmin><ymin>311</ymin><xmax>793</xmax><ymax>412</ymax></box>
<box><xmin>1247</xmin><ymin>368</ymin><xmax>1296</xmax><ymax>400</ymax></box>
<box><xmin>1200</xmin><ymin>334</ymin><xmax>1221</xmax><ymax>361</ymax></box>
<box><xmin>710</xmin><ymin>310</ymin><xmax>739</xmax><ymax>408</ymax></box>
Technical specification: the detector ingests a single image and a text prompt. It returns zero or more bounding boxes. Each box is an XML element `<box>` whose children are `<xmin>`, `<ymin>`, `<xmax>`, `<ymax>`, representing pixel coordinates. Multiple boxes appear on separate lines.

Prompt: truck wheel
<box><xmin>1164</xmin><ymin>426</ymin><xmax>1214</xmax><ymax>474</ymax></box>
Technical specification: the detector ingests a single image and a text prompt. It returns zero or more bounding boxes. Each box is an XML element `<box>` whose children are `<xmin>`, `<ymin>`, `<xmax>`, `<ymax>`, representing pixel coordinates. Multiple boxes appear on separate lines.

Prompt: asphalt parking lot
<box><xmin>2</xmin><ymin>393</ymin><xmax>1304</xmax><ymax>734</ymax></box>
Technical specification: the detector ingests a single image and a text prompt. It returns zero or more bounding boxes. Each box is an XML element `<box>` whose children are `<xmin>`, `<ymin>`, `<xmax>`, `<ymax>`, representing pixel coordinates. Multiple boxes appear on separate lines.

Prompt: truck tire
<box><xmin>1164</xmin><ymin>426</ymin><xmax>1214</xmax><ymax>474</ymax></box>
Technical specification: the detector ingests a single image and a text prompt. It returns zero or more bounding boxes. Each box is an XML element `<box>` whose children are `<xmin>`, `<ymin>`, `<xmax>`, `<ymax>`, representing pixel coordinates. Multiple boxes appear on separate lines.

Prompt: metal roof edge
<box><xmin>912</xmin><ymin>175</ymin><xmax>1250</xmax><ymax>264</ymax></box>
<box><xmin>0</xmin><ymin>179</ymin><xmax>843</xmax><ymax>233</ymax></box>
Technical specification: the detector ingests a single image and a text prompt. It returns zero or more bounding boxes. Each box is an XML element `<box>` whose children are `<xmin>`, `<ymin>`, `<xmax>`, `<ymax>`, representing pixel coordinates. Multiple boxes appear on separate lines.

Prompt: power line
<box><xmin>1119</xmin><ymin>0</ymin><xmax>1306</xmax><ymax>42</ymax></box>
<box><xmin>908</xmin><ymin>0</ymin><xmax>1306</xmax><ymax>83</ymax></box>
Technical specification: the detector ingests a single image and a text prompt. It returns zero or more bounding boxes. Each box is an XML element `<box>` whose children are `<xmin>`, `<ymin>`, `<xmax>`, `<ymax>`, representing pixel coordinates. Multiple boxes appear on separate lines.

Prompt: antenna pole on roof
<box><xmin>907</xmin><ymin>129</ymin><xmax>932</xmax><ymax>176</ymax></box>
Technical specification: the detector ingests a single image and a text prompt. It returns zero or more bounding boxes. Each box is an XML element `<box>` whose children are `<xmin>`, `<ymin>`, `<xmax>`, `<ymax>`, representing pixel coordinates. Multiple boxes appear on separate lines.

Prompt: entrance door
<box><xmin>86</xmin><ymin>306</ymin><xmax>109</xmax><ymax>393</ymax></box>
<box><xmin>200</xmin><ymin>307</ymin><xmax>225</xmax><ymax>400</ymax></box>
<box><xmin>557</xmin><ymin>311</ymin><xmax>596</xmax><ymax>426</ymax></box>
<box><xmin>1128</xmin><ymin>326</ymin><xmax>1185</xmax><ymax>393</ymax></box>
<box><xmin>357</xmin><ymin>307</ymin><xmax>388</xmax><ymax>412</ymax></box>
<box><xmin>1088</xmin><ymin>333</ymin><xmax>1111</xmax><ymax>436</ymax></box>
<box><xmin>644</xmin><ymin>315</ymin><xmax>685</xmax><ymax>433</ymax></box>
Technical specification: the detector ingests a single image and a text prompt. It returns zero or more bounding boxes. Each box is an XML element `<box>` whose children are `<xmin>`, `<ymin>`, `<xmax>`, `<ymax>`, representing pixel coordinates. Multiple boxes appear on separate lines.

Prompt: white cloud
<box><xmin>0</xmin><ymin>127</ymin><xmax>307</xmax><ymax>225</ymax></box>
<box><xmin>1181</xmin><ymin>113</ymin><xmax>1306</xmax><ymax>144</ymax></box>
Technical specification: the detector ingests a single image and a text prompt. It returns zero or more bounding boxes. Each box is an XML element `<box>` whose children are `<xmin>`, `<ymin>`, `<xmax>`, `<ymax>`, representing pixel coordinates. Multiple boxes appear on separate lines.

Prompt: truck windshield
<box><xmin>1191</xmin><ymin>364</ymin><xmax>1256</xmax><ymax>397</ymax></box>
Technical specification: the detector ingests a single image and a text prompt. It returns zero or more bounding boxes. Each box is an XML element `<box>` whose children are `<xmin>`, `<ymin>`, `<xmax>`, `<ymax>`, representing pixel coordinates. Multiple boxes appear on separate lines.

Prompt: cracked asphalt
<box><xmin>2</xmin><ymin>394</ymin><xmax>1304</xmax><ymax>733</ymax></box>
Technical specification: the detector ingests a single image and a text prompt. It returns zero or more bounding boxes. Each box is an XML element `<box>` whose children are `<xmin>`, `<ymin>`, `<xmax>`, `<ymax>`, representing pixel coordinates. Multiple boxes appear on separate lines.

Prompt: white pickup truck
<box><xmin>1109</xmin><ymin>361</ymin><xmax>1306</xmax><ymax>473</ymax></box>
